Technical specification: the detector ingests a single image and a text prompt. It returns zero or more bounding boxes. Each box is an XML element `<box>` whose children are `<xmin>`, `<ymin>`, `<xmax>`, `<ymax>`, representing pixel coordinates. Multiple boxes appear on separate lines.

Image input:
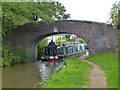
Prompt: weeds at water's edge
<box><xmin>33</xmin><ymin>65</ymin><xmax>65</xmax><ymax>88</ymax></box>
<box><xmin>33</xmin><ymin>54</ymin><xmax>90</xmax><ymax>88</ymax></box>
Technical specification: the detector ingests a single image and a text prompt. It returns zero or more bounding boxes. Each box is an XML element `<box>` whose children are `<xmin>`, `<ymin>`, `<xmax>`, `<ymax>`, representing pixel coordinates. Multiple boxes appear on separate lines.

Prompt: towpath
<box><xmin>79</xmin><ymin>55</ymin><xmax>107</xmax><ymax>88</ymax></box>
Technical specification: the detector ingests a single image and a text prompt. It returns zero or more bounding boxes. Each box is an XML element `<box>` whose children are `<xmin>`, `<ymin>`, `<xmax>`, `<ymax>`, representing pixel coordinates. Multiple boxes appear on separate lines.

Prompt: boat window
<box><xmin>65</xmin><ymin>47</ymin><xmax>69</xmax><ymax>54</ymax></box>
<box><xmin>70</xmin><ymin>46</ymin><xmax>73</xmax><ymax>53</ymax></box>
<box><xmin>78</xmin><ymin>45</ymin><xmax>80</xmax><ymax>51</ymax></box>
<box><xmin>63</xmin><ymin>47</ymin><xmax>66</xmax><ymax>54</ymax></box>
<box><xmin>75</xmin><ymin>46</ymin><xmax>78</xmax><ymax>52</ymax></box>
<box><xmin>67</xmin><ymin>47</ymin><xmax>71</xmax><ymax>54</ymax></box>
<box><xmin>79</xmin><ymin>45</ymin><xmax>83</xmax><ymax>50</ymax></box>
<box><xmin>57</xmin><ymin>47</ymin><xmax>64</xmax><ymax>55</ymax></box>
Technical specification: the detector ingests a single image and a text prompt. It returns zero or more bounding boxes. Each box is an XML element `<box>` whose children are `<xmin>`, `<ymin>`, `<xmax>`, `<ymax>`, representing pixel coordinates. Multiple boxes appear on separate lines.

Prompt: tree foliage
<box><xmin>65</xmin><ymin>35</ymin><xmax>70</xmax><ymax>41</ymax></box>
<box><xmin>2</xmin><ymin>2</ymin><xmax>70</xmax><ymax>37</ymax></box>
<box><xmin>37</xmin><ymin>40</ymin><xmax>47</xmax><ymax>60</ymax></box>
<box><xmin>2</xmin><ymin>46</ymin><xmax>30</xmax><ymax>66</ymax></box>
<box><xmin>108</xmin><ymin>2</ymin><xmax>118</xmax><ymax>28</ymax></box>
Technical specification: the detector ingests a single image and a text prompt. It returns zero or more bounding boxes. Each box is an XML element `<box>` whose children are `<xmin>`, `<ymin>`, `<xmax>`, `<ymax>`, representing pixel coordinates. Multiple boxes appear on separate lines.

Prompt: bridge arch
<box><xmin>3</xmin><ymin>20</ymin><xmax>117</xmax><ymax>60</ymax></box>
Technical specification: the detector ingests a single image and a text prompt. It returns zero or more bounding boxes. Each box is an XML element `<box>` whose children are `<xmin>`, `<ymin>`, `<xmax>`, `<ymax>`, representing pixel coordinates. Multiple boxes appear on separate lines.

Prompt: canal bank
<box><xmin>2</xmin><ymin>53</ymin><xmax>118</xmax><ymax>88</ymax></box>
<box><xmin>46</xmin><ymin>56</ymin><xmax>93</xmax><ymax>88</ymax></box>
<box><xmin>45</xmin><ymin>53</ymin><xmax>118</xmax><ymax>88</ymax></box>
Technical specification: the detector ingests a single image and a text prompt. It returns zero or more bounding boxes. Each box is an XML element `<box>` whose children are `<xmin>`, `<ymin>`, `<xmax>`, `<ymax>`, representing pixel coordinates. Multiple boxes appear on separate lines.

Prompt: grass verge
<box><xmin>85</xmin><ymin>53</ymin><xmax>118</xmax><ymax>88</ymax></box>
<box><xmin>46</xmin><ymin>56</ymin><xmax>93</xmax><ymax>88</ymax></box>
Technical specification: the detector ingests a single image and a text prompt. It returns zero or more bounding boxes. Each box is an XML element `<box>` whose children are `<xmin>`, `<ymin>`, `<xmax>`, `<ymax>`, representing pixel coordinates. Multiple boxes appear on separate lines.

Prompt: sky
<box><xmin>58</xmin><ymin>0</ymin><xmax>119</xmax><ymax>23</ymax></box>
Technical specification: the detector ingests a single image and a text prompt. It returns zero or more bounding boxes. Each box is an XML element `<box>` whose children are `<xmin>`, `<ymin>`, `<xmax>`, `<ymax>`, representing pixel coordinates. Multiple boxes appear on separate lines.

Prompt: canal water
<box><xmin>2</xmin><ymin>60</ymin><xmax>64</xmax><ymax>88</ymax></box>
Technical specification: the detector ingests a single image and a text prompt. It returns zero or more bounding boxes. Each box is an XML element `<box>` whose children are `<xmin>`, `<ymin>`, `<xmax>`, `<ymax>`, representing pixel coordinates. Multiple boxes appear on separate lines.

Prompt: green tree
<box><xmin>2</xmin><ymin>2</ymin><xmax>70</xmax><ymax>64</ymax></box>
<box><xmin>56</xmin><ymin>37</ymin><xmax>62</xmax><ymax>45</ymax></box>
<box><xmin>108</xmin><ymin>2</ymin><xmax>118</xmax><ymax>28</ymax></box>
<box><xmin>2</xmin><ymin>2</ymin><xmax>70</xmax><ymax>37</ymax></box>
<box><xmin>2</xmin><ymin>46</ymin><xmax>30</xmax><ymax>66</ymax></box>
<box><xmin>37</xmin><ymin>40</ymin><xmax>47</xmax><ymax>60</ymax></box>
<box><xmin>65</xmin><ymin>35</ymin><xmax>70</xmax><ymax>41</ymax></box>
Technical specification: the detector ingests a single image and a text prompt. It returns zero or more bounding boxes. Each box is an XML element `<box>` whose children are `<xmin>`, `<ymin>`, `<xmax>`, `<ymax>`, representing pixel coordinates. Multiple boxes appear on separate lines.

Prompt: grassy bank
<box><xmin>85</xmin><ymin>53</ymin><xmax>118</xmax><ymax>88</ymax></box>
<box><xmin>2</xmin><ymin>46</ymin><xmax>30</xmax><ymax>67</ymax></box>
<box><xmin>46</xmin><ymin>56</ymin><xmax>93</xmax><ymax>88</ymax></box>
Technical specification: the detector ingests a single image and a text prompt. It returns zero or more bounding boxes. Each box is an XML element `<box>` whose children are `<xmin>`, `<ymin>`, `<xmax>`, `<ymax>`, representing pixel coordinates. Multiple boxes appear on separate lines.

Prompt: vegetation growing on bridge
<box><xmin>85</xmin><ymin>53</ymin><xmax>118</xmax><ymax>88</ymax></box>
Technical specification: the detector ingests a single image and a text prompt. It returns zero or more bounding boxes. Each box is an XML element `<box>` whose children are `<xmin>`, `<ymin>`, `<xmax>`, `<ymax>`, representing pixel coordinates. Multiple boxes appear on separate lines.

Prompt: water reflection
<box><xmin>2</xmin><ymin>60</ymin><xmax>64</xmax><ymax>88</ymax></box>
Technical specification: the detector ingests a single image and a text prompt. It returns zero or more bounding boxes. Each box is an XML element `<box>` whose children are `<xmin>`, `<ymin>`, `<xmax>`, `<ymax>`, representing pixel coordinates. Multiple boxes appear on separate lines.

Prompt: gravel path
<box><xmin>79</xmin><ymin>55</ymin><xmax>107</xmax><ymax>88</ymax></box>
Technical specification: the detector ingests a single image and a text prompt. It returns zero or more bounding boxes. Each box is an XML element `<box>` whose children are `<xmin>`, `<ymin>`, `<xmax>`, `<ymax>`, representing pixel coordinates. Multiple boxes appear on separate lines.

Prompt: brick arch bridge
<box><xmin>3</xmin><ymin>20</ymin><xmax>117</xmax><ymax>60</ymax></box>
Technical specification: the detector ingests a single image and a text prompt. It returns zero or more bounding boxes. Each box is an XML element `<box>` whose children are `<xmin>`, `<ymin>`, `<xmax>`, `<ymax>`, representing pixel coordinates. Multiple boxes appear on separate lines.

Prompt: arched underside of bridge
<box><xmin>3</xmin><ymin>20</ymin><xmax>117</xmax><ymax>60</ymax></box>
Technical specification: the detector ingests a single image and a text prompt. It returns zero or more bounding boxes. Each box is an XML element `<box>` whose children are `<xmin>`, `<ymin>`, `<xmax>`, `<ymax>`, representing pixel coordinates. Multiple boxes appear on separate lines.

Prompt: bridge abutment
<box><xmin>3</xmin><ymin>20</ymin><xmax>117</xmax><ymax>60</ymax></box>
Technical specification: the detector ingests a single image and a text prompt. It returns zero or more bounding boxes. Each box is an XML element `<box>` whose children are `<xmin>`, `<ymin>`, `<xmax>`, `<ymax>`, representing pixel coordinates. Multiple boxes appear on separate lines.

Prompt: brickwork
<box><xmin>3</xmin><ymin>20</ymin><xmax>117</xmax><ymax>60</ymax></box>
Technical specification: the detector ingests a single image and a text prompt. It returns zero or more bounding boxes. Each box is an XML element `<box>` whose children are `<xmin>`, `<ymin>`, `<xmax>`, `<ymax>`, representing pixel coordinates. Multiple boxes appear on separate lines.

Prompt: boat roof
<box><xmin>57</xmin><ymin>43</ymin><xmax>84</xmax><ymax>47</ymax></box>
